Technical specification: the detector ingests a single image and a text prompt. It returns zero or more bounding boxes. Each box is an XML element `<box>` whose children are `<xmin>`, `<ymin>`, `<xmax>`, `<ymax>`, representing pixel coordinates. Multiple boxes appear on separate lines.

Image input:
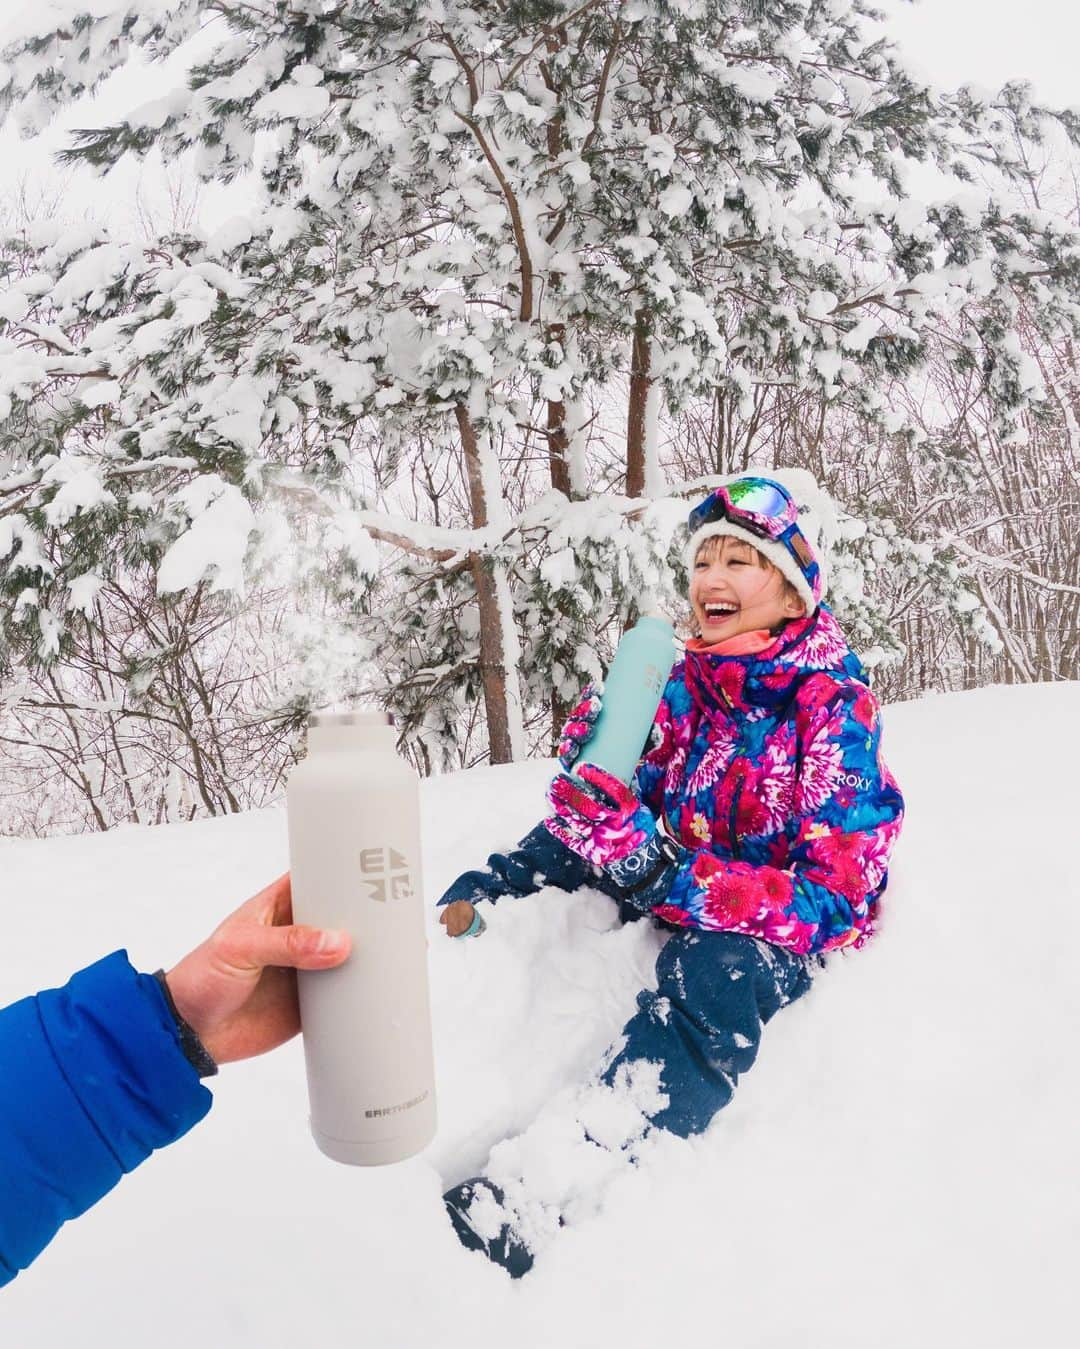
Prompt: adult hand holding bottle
<box><xmin>166</xmin><ymin>873</ymin><xmax>351</xmax><ymax>1064</ymax></box>
<box><xmin>0</xmin><ymin>872</ymin><xmax>353</xmax><ymax>1288</ymax></box>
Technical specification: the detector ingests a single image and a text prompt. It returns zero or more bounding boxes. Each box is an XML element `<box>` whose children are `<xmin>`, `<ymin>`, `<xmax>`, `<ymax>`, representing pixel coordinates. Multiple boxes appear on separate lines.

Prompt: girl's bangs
<box><xmin>696</xmin><ymin>534</ymin><xmax>768</xmax><ymax>566</ymax></box>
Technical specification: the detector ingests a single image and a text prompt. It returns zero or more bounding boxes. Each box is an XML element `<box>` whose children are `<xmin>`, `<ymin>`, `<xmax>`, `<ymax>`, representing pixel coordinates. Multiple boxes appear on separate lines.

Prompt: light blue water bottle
<box><xmin>575</xmin><ymin>611</ymin><xmax>677</xmax><ymax>785</ymax></box>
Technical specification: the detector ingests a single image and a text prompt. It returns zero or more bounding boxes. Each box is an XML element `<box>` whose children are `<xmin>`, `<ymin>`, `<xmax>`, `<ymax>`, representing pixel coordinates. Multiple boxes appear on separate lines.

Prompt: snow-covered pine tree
<box><xmin>2</xmin><ymin>1</ymin><xmax>1079</xmax><ymax>775</ymax></box>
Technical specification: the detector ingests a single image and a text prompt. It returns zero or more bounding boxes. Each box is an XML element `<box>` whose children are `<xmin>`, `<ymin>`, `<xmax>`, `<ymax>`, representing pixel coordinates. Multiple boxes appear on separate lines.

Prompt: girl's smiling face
<box><xmin>689</xmin><ymin>535</ymin><xmax>805</xmax><ymax>641</ymax></box>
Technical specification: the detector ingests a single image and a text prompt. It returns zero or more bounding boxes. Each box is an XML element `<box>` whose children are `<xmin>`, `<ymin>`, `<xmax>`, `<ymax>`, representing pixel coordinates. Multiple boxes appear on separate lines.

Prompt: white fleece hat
<box><xmin>683</xmin><ymin>469</ymin><xmax>836</xmax><ymax>615</ymax></box>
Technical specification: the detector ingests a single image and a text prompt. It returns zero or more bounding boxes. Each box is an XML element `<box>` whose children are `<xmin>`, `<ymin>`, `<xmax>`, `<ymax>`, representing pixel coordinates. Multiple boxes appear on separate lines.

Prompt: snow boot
<box><xmin>443</xmin><ymin>1069</ymin><xmax>660</xmax><ymax>1276</ymax></box>
<box><xmin>443</xmin><ymin>1178</ymin><xmax>539</xmax><ymax>1279</ymax></box>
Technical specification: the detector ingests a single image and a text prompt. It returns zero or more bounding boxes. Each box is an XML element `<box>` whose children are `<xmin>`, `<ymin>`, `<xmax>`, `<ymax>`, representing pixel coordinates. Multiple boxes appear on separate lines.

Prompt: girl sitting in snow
<box><xmin>437</xmin><ymin>473</ymin><xmax>905</xmax><ymax>1276</ymax></box>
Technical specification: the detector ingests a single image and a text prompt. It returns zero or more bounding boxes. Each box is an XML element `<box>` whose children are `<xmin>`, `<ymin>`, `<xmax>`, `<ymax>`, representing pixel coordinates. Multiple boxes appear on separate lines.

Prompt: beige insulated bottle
<box><xmin>286</xmin><ymin>709</ymin><xmax>437</xmax><ymax>1165</ymax></box>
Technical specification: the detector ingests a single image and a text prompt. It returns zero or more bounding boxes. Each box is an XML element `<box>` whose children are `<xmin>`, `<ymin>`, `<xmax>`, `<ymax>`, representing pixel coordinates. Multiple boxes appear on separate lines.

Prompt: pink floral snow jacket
<box><xmin>634</xmin><ymin>604</ymin><xmax>904</xmax><ymax>956</ymax></box>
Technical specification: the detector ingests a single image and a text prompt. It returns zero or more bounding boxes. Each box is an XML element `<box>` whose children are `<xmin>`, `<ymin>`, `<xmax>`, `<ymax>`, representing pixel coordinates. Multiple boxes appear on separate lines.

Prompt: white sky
<box><xmin>0</xmin><ymin>0</ymin><xmax>1077</xmax><ymax>233</ymax></box>
<box><xmin>878</xmin><ymin>0</ymin><xmax>1078</xmax><ymax>106</ymax></box>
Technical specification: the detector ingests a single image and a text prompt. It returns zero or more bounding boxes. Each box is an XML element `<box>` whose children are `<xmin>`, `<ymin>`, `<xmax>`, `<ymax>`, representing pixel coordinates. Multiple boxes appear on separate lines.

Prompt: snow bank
<box><xmin>0</xmin><ymin>681</ymin><xmax>1076</xmax><ymax>1347</ymax></box>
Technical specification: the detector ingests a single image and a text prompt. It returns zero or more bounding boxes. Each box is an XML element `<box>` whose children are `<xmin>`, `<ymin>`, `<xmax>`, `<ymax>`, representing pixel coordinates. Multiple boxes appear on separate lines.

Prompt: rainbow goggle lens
<box><xmin>687</xmin><ymin>477</ymin><xmax>820</xmax><ymax>600</ymax></box>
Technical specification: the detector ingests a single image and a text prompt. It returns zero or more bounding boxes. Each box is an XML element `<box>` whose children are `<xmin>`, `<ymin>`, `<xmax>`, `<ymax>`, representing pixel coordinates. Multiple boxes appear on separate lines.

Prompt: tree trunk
<box><xmin>539</xmin><ymin>35</ymin><xmax>574</xmax><ymax>501</ymax></box>
<box><xmin>456</xmin><ymin>404</ymin><xmax>523</xmax><ymax>764</ymax></box>
<box><xmin>550</xmin><ymin>688</ymin><xmax>567</xmax><ymax>757</ymax></box>
<box><xmin>469</xmin><ymin>560</ymin><xmax>518</xmax><ymax>761</ymax></box>
<box><xmin>546</xmin><ymin>322</ymin><xmax>572</xmax><ymax>496</ymax></box>
<box><xmin>547</xmin><ymin>399</ymin><xmax>571</xmax><ymax>495</ymax></box>
<box><xmin>626</xmin><ymin>308</ymin><xmax>651</xmax><ymax>497</ymax></box>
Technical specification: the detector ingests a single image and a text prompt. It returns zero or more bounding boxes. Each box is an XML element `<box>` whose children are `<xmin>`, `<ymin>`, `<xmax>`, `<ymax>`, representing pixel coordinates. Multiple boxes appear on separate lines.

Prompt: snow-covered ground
<box><xmin>0</xmin><ymin>681</ymin><xmax>1077</xmax><ymax>1347</ymax></box>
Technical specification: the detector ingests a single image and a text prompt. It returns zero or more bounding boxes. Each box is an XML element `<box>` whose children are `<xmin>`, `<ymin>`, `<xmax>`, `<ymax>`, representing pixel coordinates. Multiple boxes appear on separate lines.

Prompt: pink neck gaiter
<box><xmin>685</xmin><ymin>629</ymin><xmax>775</xmax><ymax>657</ymax></box>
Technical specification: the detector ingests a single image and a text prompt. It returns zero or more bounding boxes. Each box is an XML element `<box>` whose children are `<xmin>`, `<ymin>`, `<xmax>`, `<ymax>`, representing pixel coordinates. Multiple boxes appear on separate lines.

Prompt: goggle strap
<box><xmin>788</xmin><ymin>529</ymin><xmax>815</xmax><ymax>571</ymax></box>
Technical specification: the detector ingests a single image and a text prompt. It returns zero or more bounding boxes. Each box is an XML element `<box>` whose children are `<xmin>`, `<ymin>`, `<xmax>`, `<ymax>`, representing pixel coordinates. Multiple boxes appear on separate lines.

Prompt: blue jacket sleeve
<box><xmin>0</xmin><ymin>951</ymin><xmax>213</xmax><ymax>1288</ymax></box>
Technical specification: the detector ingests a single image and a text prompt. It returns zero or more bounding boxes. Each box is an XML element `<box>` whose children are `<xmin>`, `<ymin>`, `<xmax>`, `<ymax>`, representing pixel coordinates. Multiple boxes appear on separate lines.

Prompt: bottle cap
<box><xmin>309</xmin><ymin>707</ymin><xmax>394</xmax><ymax>729</ymax></box>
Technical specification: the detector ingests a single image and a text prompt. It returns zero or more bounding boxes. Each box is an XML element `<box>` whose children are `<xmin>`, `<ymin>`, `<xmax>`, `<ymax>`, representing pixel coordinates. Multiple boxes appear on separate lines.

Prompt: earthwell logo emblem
<box><xmin>359</xmin><ymin>847</ymin><xmax>413</xmax><ymax>902</ymax></box>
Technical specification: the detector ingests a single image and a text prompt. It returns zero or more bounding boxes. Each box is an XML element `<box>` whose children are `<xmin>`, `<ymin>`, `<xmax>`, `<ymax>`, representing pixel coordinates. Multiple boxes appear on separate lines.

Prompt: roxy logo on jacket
<box><xmin>359</xmin><ymin>847</ymin><xmax>413</xmax><ymax>902</ymax></box>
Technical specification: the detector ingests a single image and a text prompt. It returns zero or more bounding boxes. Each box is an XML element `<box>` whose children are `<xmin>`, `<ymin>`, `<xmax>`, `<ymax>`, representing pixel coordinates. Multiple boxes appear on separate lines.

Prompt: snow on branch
<box><xmin>944</xmin><ymin>536</ymin><xmax>1080</xmax><ymax>597</ymax></box>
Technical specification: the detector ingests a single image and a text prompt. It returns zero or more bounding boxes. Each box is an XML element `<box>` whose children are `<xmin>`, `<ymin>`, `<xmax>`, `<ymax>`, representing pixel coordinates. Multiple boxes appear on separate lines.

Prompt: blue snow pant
<box><xmin>600</xmin><ymin>927</ymin><xmax>812</xmax><ymax>1137</ymax></box>
<box><xmin>440</xmin><ymin>825</ymin><xmax>814</xmax><ymax>1140</ymax></box>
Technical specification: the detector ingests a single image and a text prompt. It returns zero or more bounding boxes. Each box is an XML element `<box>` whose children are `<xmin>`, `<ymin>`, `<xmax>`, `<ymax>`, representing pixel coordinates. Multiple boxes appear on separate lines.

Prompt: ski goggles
<box><xmin>687</xmin><ymin>476</ymin><xmax>820</xmax><ymax>596</ymax></box>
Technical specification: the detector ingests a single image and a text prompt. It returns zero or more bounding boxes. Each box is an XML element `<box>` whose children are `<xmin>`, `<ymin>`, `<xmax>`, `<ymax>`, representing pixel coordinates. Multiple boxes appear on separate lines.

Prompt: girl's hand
<box><xmin>544</xmin><ymin>764</ymin><xmax>656</xmax><ymax>868</ymax></box>
<box><xmin>439</xmin><ymin>899</ymin><xmax>478</xmax><ymax>937</ymax></box>
<box><xmin>557</xmin><ymin>680</ymin><xmax>604</xmax><ymax>771</ymax></box>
